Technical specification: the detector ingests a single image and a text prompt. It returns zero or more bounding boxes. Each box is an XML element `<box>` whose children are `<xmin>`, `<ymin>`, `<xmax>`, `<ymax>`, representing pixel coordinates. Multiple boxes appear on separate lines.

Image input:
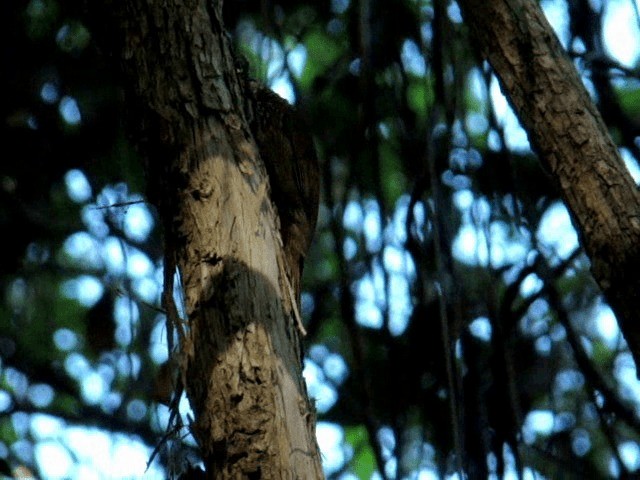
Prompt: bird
<box><xmin>249</xmin><ymin>84</ymin><xmax>320</xmax><ymax>307</ymax></box>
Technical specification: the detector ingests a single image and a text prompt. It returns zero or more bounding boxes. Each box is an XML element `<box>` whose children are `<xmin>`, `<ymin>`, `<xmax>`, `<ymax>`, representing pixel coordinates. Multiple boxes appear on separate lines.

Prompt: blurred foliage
<box><xmin>2</xmin><ymin>0</ymin><xmax>640</xmax><ymax>478</ymax></box>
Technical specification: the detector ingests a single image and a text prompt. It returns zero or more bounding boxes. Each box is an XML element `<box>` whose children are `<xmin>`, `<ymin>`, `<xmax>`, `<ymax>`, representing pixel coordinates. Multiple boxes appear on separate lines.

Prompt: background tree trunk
<box><xmin>458</xmin><ymin>0</ymin><xmax>640</xmax><ymax>370</ymax></box>
<box><xmin>88</xmin><ymin>0</ymin><xmax>323</xmax><ymax>477</ymax></box>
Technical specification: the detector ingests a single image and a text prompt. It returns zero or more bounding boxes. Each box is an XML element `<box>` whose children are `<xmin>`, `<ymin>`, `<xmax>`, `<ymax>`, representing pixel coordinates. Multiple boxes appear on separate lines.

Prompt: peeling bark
<box><xmin>87</xmin><ymin>0</ymin><xmax>323</xmax><ymax>477</ymax></box>
<box><xmin>458</xmin><ymin>0</ymin><xmax>640</xmax><ymax>371</ymax></box>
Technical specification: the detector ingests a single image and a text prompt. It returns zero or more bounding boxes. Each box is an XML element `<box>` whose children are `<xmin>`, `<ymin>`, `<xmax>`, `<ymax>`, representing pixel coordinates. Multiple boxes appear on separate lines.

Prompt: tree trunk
<box><xmin>458</xmin><ymin>0</ymin><xmax>640</xmax><ymax>370</ymax></box>
<box><xmin>87</xmin><ymin>1</ymin><xmax>323</xmax><ymax>477</ymax></box>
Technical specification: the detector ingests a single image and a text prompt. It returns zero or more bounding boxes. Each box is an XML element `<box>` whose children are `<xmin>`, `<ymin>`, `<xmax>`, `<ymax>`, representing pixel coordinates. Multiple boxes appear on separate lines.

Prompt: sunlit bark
<box><xmin>87</xmin><ymin>0</ymin><xmax>323</xmax><ymax>477</ymax></box>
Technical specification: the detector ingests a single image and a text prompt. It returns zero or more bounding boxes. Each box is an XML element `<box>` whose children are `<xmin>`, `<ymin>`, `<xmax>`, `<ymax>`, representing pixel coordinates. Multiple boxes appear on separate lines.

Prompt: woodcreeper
<box><xmin>249</xmin><ymin>83</ymin><xmax>320</xmax><ymax>306</ymax></box>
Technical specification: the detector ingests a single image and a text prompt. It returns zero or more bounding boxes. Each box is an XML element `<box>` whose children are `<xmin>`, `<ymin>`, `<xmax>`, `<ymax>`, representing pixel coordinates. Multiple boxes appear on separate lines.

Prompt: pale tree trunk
<box><xmin>87</xmin><ymin>1</ymin><xmax>323</xmax><ymax>478</ymax></box>
<box><xmin>458</xmin><ymin>0</ymin><xmax>640</xmax><ymax>370</ymax></box>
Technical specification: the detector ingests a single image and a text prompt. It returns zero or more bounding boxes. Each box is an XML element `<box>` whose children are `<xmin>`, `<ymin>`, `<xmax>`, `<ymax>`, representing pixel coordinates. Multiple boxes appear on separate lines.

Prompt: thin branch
<box><xmin>322</xmin><ymin>153</ymin><xmax>388</xmax><ymax>479</ymax></box>
<box><xmin>540</xmin><ymin>261</ymin><xmax>640</xmax><ymax>434</ymax></box>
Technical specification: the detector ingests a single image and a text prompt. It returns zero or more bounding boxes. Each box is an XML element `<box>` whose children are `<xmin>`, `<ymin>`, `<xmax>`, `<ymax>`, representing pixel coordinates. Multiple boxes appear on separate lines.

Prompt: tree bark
<box><xmin>458</xmin><ymin>0</ymin><xmax>640</xmax><ymax>370</ymax></box>
<box><xmin>87</xmin><ymin>1</ymin><xmax>323</xmax><ymax>478</ymax></box>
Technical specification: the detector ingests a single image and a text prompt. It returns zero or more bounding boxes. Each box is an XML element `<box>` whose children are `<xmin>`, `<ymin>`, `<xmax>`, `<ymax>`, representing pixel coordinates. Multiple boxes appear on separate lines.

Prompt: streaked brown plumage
<box><xmin>250</xmin><ymin>85</ymin><xmax>320</xmax><ymax>304</ymax></box>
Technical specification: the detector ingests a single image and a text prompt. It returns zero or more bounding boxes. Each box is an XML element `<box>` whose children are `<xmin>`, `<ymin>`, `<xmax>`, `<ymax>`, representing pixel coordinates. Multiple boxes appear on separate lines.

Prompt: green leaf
<box><xmin>352</xmin><ymin>446</ymin><xmax>376</xmax><ymax>479</ymax></box>
<box><xmin>344</xmin><ymin>425</ymin><xmax>377</xmax><ymax>479</ymax></box>
<box><xmin>407</xmin><ymin>78</ymin><xmax>434</xmax><ymax>120</ymax></box>
<box><xmin>616</xmin><ymin>85</ymin><xmax>640</xmax><ymax>118</ymax></box>
<box><xmin>299</xmin><ymin>28</ymin><xmax>345</xmax><ymax>90</ymax></box>
<box><xmin>380</xmin><ymin>143</ymin><xmax>406</xmax><ymax>206</ymax></box>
